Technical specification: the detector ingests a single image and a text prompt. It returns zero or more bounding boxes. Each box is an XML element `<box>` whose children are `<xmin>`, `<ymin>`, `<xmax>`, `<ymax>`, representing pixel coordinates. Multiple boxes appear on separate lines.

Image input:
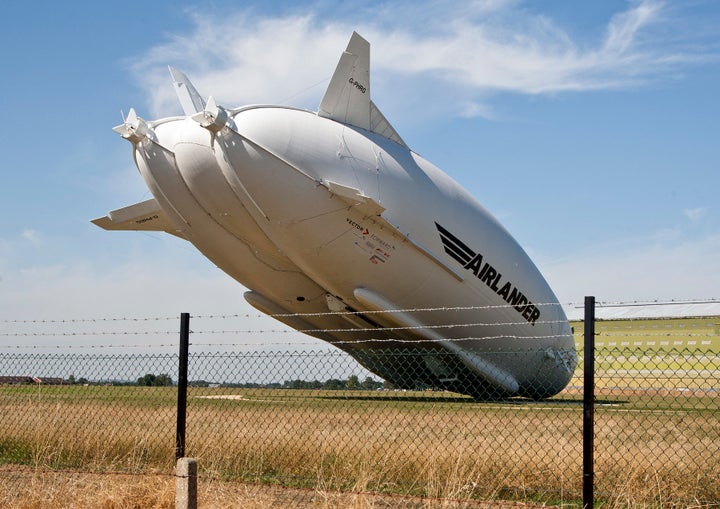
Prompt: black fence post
<box><xmin>176</xmin><ymin>312</ymin><xmax>190</xmax><ymax>460</ymax></box>
<box><xmin>583</xmin><ymin>296</ymin><xmax>595</xmax><ymax>509</ymax></box>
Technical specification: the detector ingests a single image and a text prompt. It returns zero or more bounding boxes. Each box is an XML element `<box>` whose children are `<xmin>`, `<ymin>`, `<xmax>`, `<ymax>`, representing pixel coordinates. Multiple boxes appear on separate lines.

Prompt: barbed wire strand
<box><xmin>3</xmin><ymin>298</ymin><xmax>719</xmax><ymax>325</ymax></box>
<box><xmin>0</xmin><ymin>301</ymin><xmax>572</xmax><ymax>325</ymax></box>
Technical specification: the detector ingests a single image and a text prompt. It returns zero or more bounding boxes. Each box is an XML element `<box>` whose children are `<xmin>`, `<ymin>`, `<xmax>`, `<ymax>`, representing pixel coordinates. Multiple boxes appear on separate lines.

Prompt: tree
<box><xmin>155</xmin><ymin>373</ymin><xmax>173</xmax><ymax>386</ymax></box>
<box><xmin>361</xmin><ymin>376</ymin><xmax>383</xmax><ymax>390</ymax></box>
<box><xmin>346</xmin><ymin>374</ymin><xmax>360</xmax><ymax>390</ymax></box>
<box><xmin>324</xmin><ymin>378</ymin><xmax>346</xmax><ymax>390</ymax></box>
<box><xmin>138</xmin><ymin>373</ymin><xmax>174</xmax><ymax>386</ymax></box>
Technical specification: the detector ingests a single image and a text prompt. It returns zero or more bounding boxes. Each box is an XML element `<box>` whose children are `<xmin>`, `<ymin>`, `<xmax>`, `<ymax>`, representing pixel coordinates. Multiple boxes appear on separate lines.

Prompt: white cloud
<box><xmin>683</xmin><ymin>207</ymin><xmax>709</xmax><ymax>222</ymax></box>
<box><xmin>130</xmin><ymin>14</ymin><xmax>351</xmax><ymax>117</ymax></box>
<box><xmin>459</xmin><ymin>101</ymin><xmax>496</xmax><ymax>120</ymax></box>
<box><xmin>603</xmin><ymin>0</ymin><xmax>661</xmax><ymax>54</ymax></box>
<box><xmin>128</xmin><ymin>0</ymin><xmax>711</xmax><ymax>119</ymax></box>
<box><xmin>20</xmin><ymin>229</ymin><xmax>42</xmax><ymax>245</ymax></box>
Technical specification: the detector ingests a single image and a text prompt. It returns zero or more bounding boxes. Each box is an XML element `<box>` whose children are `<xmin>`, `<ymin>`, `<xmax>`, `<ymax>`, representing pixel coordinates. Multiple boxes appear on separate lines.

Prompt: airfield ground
<box><xmin>0</xmin><ymin>314</ymin><xmax>717</xmax><ymax>507</ymax></box>
<box><xmin>570</xmin><ymin>316</ymin><xmax>720</xmax><ymax>350</ymax></box>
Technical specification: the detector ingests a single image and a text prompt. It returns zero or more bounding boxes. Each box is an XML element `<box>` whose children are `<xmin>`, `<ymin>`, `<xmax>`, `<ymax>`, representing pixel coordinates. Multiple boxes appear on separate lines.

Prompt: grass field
<box><xmin>0</xmin><ymin>466</ymin><xmax>534</xmax><ymax>509</ymax></box>
<box><xmin>1</xmin><ymin>360</ymin><xmax>718</xmax><ymax>509</ymax></box>
<box><xmin>571</xmin><ymin>316</ymin><xmax>720</xmax><ymax>350</ymax></box>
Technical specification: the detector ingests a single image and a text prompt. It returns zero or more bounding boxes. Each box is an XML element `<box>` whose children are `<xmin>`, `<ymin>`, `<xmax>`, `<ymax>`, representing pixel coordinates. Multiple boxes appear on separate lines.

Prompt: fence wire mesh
<box><xmin>0</xmin><ymin>310</ymin><xmax>719</xmax><ymax>508</ymax></box>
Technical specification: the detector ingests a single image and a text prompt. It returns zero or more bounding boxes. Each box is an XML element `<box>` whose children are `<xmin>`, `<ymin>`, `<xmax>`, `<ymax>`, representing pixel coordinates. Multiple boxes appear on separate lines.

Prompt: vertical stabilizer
<box><xmin>318</xmin><ymin>32</ymin><xmax>371</xmax><ymax>130</ymax></box>
<box><xmin>169</xmin><ymin>66</ymin><xmax>206</xmax><ymax>115</ymax></box>
<box><xmin>319</xmin><ymin>33</ymin><xmax>407</xmax><ymax>148</ymax></box>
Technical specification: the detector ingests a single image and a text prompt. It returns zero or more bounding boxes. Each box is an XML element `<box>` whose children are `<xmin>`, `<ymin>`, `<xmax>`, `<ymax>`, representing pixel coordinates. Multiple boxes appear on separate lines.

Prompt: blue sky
<box><xmin>1</xmin><ymin>0</ymin><xmax>719</xmax><ymax>332</ymax></box>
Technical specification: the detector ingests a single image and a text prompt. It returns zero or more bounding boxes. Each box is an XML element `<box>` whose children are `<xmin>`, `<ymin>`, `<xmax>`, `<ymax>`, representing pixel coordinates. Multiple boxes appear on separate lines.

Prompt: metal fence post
<box><xmin>176</xmin><ymin>312</ymin><xmax>190</xmax><ymax>460</ymax></box>
<box><xmin>583</xmin><ymin>296</ymin><xmax>595</xmax><ymax>509</ymax></box>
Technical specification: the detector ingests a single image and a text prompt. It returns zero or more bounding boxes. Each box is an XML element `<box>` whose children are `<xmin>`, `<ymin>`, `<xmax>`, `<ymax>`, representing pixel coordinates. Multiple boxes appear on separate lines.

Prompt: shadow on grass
<box><xmin>316</xmin><ymin>393</ymin><xmax>628</xmax><ymax>406</ymax></box>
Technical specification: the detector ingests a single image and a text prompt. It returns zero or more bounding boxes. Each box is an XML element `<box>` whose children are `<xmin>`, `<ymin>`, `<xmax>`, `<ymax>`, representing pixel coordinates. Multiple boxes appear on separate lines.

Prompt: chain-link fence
<box><xmin>1</xmin><ymin>309</ymin><xmax>719</xmax><ymax>508</ymax></box>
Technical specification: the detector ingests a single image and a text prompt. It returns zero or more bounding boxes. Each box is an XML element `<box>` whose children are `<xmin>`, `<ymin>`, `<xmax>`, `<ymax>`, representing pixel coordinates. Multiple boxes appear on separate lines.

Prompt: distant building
<box><xmin>0</xmin><ymin>376</ymin><xmax>66</xmax><ymax>385</ymax></box>
<box><xmin>0</xmin><ymin>376</ymin><xmax>34</xmax><ymax>385</ymax></box>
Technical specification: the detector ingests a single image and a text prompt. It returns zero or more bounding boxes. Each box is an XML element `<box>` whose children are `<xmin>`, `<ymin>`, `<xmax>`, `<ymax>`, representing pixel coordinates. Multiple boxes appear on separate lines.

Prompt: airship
<box><xmin>93</xmin><ymin>32</ymin><xmax>576</xmax><ymax>399</ymax></box>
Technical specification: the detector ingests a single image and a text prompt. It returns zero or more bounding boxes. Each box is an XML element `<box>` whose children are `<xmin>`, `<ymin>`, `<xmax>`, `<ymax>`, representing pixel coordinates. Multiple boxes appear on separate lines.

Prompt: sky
<box><xmin>1</xmin><ymin>0</ymin><xmax>719</xmax><ymax>347</ymax></box>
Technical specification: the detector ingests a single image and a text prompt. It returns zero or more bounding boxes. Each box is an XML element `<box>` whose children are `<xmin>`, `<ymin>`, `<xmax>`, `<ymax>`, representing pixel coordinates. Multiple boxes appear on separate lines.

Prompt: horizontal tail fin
<box><xmin>91</xmin><ymin>198</ymin><xmax>186</xmax><ymax>239</ymax></box>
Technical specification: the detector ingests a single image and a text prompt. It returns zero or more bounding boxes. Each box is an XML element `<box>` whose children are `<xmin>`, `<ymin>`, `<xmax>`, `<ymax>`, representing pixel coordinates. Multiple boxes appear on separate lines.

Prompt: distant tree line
<box><xmin>62</xmin><ymin>373</ymin><xmax>384</xmax><ymax>390</ymax></box>
<box><xmin>137</xmin><ymin>373</ymin><xmax>174</xmax><ymax>386</ymax></box>
<box><xmin>191</xmin><ymin>374</ymin><xmax>383</xmax><ymax>390</ymax></box>
<box><xmin>67</xmin><ymin>375</ymin><xmax>89</xmax><ymax>385</ymax></box>
<box><xmin>65</xmin><ymin>373</ymin><xmax>175</xmax><ymax>387</ymax></box>
<box><xmin>281</xmin><ymin>374</ymin><xmax>383</xmax><ymax>390</ymax></box>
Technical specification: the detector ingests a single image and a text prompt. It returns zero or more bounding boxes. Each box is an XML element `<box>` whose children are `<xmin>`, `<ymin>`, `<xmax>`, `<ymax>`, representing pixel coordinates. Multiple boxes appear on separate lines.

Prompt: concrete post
<box><xmin>175</xmin><ymin>457</ymin><xmax>197</xmax><ymax>509</ymax></box>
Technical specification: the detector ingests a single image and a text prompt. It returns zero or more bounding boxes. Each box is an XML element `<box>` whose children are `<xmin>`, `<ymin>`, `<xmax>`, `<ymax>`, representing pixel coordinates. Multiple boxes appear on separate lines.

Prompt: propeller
<box><xmin>191</xmin><ymin>96</ymin><xmax>228</xmax><ymax>133</ymax></box>
<box><xmin>112</xmin><ymin>108</ymin><xmax>152</xmax><ymax>143</ymax></box>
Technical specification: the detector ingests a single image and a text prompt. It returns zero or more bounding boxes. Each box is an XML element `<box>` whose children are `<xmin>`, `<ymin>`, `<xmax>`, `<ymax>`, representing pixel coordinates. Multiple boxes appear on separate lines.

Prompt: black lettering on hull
<box><xmin>435</xmin><ymin>222</ymin><xmax>540</xmax><ymax>325</ymax></box>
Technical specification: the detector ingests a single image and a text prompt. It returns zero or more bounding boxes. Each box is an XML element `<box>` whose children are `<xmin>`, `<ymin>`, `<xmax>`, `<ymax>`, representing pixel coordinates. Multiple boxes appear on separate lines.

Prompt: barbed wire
<box><xmin>253</xmin><ymin>301</ymin><xmax>567</xmax><ymax>319</ymax></box>
<box><xmin>1</xmin><ymin>316</ymin><xmax>180</xmax><ymax>324</ymax></box>
<box><xmin>1</xmin><ymin>328</ymin><xmax>714</xmax><ymax>340</ymax></box>
<box><xmin>1</xmin><ymin>331</ymin><xmax>181</xmax><ymax>337</ymax></box>
<box><xmin>0</xmin><ymin>335</ymin><xmax>715</xmax><ymax>350</ymax></box>
<box><xmin>0</xmin><ymin>317</ymin><xmax>573</xmax><ymax>336</ymax></box>
<box><xmin>0</xmin><ymin>301</ymin><xmax>573</xmax><ymax>325</ymax></box>
<box><xmin>6</xmin><ymin>336</ymin><xmax>717</xmax><ymax>351</ymax></box>
<box><xmin>0</xmin><ymin>343</ymin><xmax>183</xmax><ymax>349</ymax></box>
<box><xmin>0</xmin><ymin>333</ymin><xmax>574</xmax><ymax>350</ymax></box>
<box><xmin>0</xmin><ymin>301</ymin><xmax>716</xmax><ymax>350</ymax></box>
<box><xmin>2</xmin><ymin>299</ymin><xmax>719</xmax><ymax>325</ymax></box>
<box><xmin>2</xmin><ymin>338</ymin><xmax>715</xmax><ymax>350</ymax></box>
<box><xmin>585</xmin><ymin>298</ymin><xmax>720</xmax><ymax>308</ymax></box>
<box><xmin>186</xmin><ymin>319</ymin><xmax>571</xmax><ymax>336</ymax></box>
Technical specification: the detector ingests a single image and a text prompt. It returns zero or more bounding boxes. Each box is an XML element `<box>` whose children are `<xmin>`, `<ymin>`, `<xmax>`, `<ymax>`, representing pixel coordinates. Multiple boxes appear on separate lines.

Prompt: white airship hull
<box><xmin>94</xmin><ymin>33</ymin><xmax>577</xmax><ymax>399</ymax></box>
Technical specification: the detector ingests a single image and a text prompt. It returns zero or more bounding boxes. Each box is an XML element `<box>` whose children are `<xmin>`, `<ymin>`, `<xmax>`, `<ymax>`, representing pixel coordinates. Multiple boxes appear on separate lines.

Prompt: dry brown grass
<box><xmin>1</xmin><ymin>386</ymin><xmax>718</xmax><ymax>508</ymax></box>
<box><xmin>0</xmin><ymin>467</ymin><xmax>558</xmax><ymax>509</ymax></box>
<box><xmin>0</xmin><ymin>467</ymin><xmax>174</xmax><ymax>509</ymax></box>
<box><xmin>183</xmin><ymin>402</ymin><xmax>586</xmax><ymax>501</ymax></box>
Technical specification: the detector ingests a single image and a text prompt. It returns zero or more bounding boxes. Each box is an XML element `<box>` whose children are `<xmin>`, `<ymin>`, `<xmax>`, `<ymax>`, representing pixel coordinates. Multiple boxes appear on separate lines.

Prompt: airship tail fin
<box><xmin>169</xmin><ymin>66</ymin><xmax>206</xmax><ymax>116</ymax></box>
<box><xmin>91</xmin><ymin>198</ymin><xmax>186</xmax><ymax>239</ymax></box>
<box><xmin>369</xmin><ymin>101</ymin><xmax>407</xmax><ymax>147</ymax></box>
<box><xmin>319</xmin><ymin>32</ymin><xmax>407</xmax><ymax>148</ymax></box>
